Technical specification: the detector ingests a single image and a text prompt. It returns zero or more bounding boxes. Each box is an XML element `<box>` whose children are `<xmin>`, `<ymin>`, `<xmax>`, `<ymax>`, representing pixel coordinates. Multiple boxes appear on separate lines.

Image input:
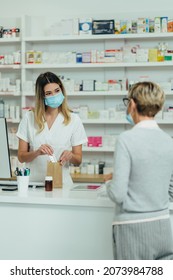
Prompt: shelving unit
<box><xmin>0</xmin><ymin>17</ymin><xmax>22</xmax><ymax>170</ymax></box>
<box><xmin>2</xmin><ymin>15</ymin><xmax>173</xmax><ymax>174</ymax></box>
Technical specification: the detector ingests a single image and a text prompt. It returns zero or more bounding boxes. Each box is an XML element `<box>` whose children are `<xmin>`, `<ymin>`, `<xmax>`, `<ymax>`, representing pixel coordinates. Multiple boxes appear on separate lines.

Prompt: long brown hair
<box><xmin>33</xmin><ymin>72</ymin><xmax>72</xmax><ymax>132</ymax></box>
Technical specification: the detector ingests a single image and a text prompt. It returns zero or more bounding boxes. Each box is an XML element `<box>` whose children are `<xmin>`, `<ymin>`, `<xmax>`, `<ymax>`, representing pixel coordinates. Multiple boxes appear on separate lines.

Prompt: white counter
<box><xmin>0</xmin><ymin>187</ymin><xmax>114</xmax><ymax>260</ymax></box>
<box><xmin>0</xmin><ymin>187</ymin><xmax>173</xmax><ymax>260</ymax></box>
<box><xmin>0</xmin><ymin>187</ymin><xmax>114</xmax><ymax>207</ymax></box>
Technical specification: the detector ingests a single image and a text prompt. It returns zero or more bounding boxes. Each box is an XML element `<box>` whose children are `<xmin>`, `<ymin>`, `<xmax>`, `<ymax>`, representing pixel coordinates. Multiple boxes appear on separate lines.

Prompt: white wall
<box><xmin>0</xmin><ymin>0</ymin><xmax>173</xmax><ymax>17</ymax></box>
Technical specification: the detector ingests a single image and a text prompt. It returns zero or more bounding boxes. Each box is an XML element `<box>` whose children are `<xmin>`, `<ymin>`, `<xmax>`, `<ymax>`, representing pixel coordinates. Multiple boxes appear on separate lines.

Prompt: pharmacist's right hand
<box><xmin>37</xmin><ymin>144</ymin><xmax>54</xmax><ymax>156</ymax></box>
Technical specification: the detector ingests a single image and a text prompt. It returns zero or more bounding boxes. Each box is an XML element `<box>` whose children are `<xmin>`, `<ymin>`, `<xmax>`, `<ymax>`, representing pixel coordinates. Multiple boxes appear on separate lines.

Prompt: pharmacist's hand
<box><xmin>37</xmin><ymin>144</ymin><xmax>54</xmax><ymax>156</ymax></box>
<box><xmin>59</xmin><ymin>150</ymin><xmax>73</xmax><ymax>165</ymax></box>
<box><xmin>103</xmin><ymin>173</ymin><xmax>113</xmax><ymax>182</ymax></box>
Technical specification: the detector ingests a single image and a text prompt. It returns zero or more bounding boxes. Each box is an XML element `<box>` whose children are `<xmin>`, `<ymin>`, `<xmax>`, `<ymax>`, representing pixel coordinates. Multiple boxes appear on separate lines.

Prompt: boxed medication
<box><xmin>104</xmin><ymin>49</ymin><xmax>116</xmax><ymax>63</ymax></box>
<box><xmin>87</xmin><ymin>136</ymin><xmax>102</xmax><ymax>147</ymax></box>
<box><xmin>149</xmin><ymin>19</ymin><xmax>155</xmax><ymax>33</ymax></box>
<box><xmin>114</xmin><ymin>20</ymin><xmax>120</xmax><ymax>34</ymax></box>
<box><xmin>60</xmin><ymin>19</ymin><xmax>75</xmax><ymax>35</ymax></box>
<box><xmin>137</xmin><ymin>18</ymin><xmax>149</xmax><ymax>33</ymax></box>
<box><xmin>126</xmin><ymin>20</ymin><xmax>132</xmax><ymax>33</ymax></box>
<box><xmin>114</xmin><ymin>50</ymin><xmax>123</xmax><ymax>62</ymax></box>
<box><xmin>92</xmin><ymin>19</ymin><xmax>114</xmax><ymax>34</ymax></box>
<box><xmin>154</xmin><ymin>17</ymin><xmax>161</xmax><ymax>33</ymax></box>
<box><xmin>132</xmin><ymin>20</ymin><xmax>137</xmax><ymax>33</ymax></box>
<box><xmin>148</xmin><ymin>49</ymin><xmax>158</xmax><ymax>62</ymax></box>
<box><xmin>120</xmin><ymin>20</ymin><xmax>127</xmax><ymax>34</ymax></box>
<box><xmin>137</xmin><ymin>24</ymin><xmax>149</xmax><ymax>33</ymax></box>
<box><xmin>82</xmin><ymin>52</ymin><xmax>91</xmax><ymax>63</ymax></box>
<box><xmin>168</xmin><ymin>19</ymin><xmax>173</xmax><ymax>32</ymax></box>
<box><xmin>82</xmin><ymin>80</ymin><xmax>95</xmax><ymax>91</ymax></box>
<box><xmin>79</xmin><ymin>18</ymin><xmax>92</xmax><ymax>35</ymax></box>
<box><xmin>136</xmin><ymin>48</ymin><xmax>148</xmax><ymax>62</ymax></box>
<box><xmin>161</xmin><ymin>17</ymin><xmax>168</xmax><ymax>32</ymax></box>
<box><xmin>96</xmin><ymin>50</ymin><xmax>105</xmax><ymax>63</ymax></box>
<box><xmin>138</xmin><ymin>18</ymin><xmax>149</xmax><ymax>25</ymax></box>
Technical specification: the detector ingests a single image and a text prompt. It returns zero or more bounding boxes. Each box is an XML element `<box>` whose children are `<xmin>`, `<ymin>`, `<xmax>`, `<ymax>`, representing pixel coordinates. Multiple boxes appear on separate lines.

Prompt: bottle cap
<box><xmin>45</xmin><ymin>176</ymin><xmax>53</xmax><ymax>181</ymax></box>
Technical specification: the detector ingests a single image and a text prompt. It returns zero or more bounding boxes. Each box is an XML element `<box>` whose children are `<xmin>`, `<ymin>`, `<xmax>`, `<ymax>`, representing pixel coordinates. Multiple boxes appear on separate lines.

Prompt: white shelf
<box><xmin>0</xmin><ymin>38</ymin><xmax>21</xmax><ymax>43</ymax></box>
<box><xmin>0</xmin><ymin>92</ymin><xmax>21</xmax><ymax>96</ymax></box>
<box><xmin>23</xmin><ymin>62</ymin><xmax>173</xmax><ymax>69</ymax></box>
<box><xmin>82</xmin><ymin>146</ymin><xmax>114</xmax><ymax>152</ymax></box>
<box><xmin>82</xmin><ymin>119</ymin><xmax>127</xmax><ymax>124</ymax></box>
<box><xmin>0</xmin><ymin>65</ymin><xmax>21</xmax><ymax>69</ymax></box>
<box><xmin>157</xmin><ymin>120</ymin><xmax>173</xmax><ymax>124</ymax></box>
<box><xmin>82</xmin><ymin>119</ymin><xmax>173</xmax><ymax>124</ymax></box>
<box><xmin>23</xmin><ymin>33</ymin><xmax>173</xmax><ymax>42</ymax></box>
<box><xmin>23</xmin><ymin>90</ymin><xmax>173</xmax><ymax>97</ymax></box>
<box><xmin>67</xmin><ymin>91</ymin><xmax>127</xmax><ymax>96</ymax></box>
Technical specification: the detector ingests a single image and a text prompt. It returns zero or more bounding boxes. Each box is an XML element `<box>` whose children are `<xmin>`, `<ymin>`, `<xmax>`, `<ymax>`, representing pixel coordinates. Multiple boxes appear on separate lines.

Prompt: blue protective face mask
<box><xmin>44</xmin><ymin>92</ymin><xmax>64</xmax><ymax>108</ymax></box>
<box><xmin>126</xmin><ymin>113</ymin><xmax>135</xmax><ymax>125</ymax></box>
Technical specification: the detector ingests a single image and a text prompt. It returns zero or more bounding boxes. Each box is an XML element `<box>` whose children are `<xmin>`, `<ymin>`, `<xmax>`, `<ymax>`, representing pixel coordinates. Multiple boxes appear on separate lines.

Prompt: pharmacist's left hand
<box><xmin>59</xmin><ymin>150</ymin><xmax>73</xmax><ymax>165</ymax></box>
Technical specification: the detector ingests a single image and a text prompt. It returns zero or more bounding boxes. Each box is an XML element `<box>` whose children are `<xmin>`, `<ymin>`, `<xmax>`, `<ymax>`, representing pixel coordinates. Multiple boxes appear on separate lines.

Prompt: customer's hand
<box><xmin>38</xmin><ymin>144</ymin><xmax>54</xmax><ymax>156</ymax></box>
<box><xmin>59</xmin><ymin>150</ymin><xmax>73</xmax><ymax>165</ymax></box>
<box><xmin>103</xmin><ymin>173</ymin><xmax>113</xmax><ymax>182</ymax></box>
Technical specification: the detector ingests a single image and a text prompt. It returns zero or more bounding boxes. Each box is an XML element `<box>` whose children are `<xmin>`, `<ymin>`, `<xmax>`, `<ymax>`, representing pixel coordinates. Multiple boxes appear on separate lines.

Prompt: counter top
<box><xmin>0</xmin><ymin>185</ymin><xmax>173</xmax><ymax>210</ymax></box>
<box><xmin>0</xmin><ymin>186</ymin><xmax>114</xmax><ymax>208</ymax></box>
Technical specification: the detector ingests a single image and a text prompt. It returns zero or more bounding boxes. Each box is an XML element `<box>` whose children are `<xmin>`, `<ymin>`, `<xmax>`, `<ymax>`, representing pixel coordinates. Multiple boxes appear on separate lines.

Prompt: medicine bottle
<box><xmin>45</xmin><ymin>176</ymin><xmax>53</xmax><ymax>191</ymax></box>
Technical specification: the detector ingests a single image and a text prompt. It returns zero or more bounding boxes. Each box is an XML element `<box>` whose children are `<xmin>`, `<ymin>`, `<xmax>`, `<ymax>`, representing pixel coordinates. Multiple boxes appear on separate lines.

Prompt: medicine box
<box><xmin>168</xmin><ymin>19</ymin><xmax>173</xmax><ymax>32</ymax></box>
<box><xmin>148</xmin><ymin>49</ymin><xmax>158</xmax><ymax>62</ymax></box>
<box><xmin>120</xmin><ymin>20</ymin><xmax>127</xmax><ymax>34</ymax></box>
<box><xmin>87</xmin><ymin>136</ymin><xmax>102</xmax><ymax>147</ymax></box>
<box><xmin>82</xmin><ymin>52</ymin><xmax>91</xmax><ymax>63</ymax></box>
<box><xmin>137</xmin><ymin>25</ymin><xmax>149</xmax><ymax>33</ymax></box>
<box><xmin>161</xmin><ymin>17</ymin><xmax>168</xmax><ymax>32</ymax></box>
<box><xmin>82</xmin><ymin>80</ymin><xmax>95</xmax><ymax>91</ymax></box>
<box><xmin>131</xmin><ymin>20</ymin><xmax>137</xmax><ymax>33</ymax></box>
<box><xmin>92</xmin><ymin>19</ymin><xmax>114</xmax><ymax>34</ymax></box>
<box><xmin>79</xmin><ymin>18</ymin><xmax>92</xmax><ymax>35</ymax></box>
<box><xmin>154</xmin><ymin>17</ymin><xmax>161</xmax><ymax>33</ymax></box>
<box><xmin>114</xmin><ymin>20</ymin><xmax>120</xmax><ymax>34</ymax></box>
<box><xmin>149</xmin><ymin>19</ymin><xmax>154</xmax><ymax>33</ymax></box>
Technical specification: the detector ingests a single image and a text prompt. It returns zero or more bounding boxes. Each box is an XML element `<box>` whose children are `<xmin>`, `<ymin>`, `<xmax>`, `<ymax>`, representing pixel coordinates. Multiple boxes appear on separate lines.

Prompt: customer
<box><xmin>105</xmin><ymin>81</ymin><xmax>173</xmax><ymax>260</ymax></box>
<box><xmin>17</xmin><ymin>72</ymin><xmax>87</xmax><ymax>186</ymax></box>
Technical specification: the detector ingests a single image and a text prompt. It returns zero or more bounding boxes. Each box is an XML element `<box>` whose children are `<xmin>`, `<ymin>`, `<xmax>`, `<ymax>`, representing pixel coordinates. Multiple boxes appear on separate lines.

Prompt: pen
<box><xmin>15</xmin><ymin>167</ymin><xmax>30</xmax><ymax>176</ymax></box>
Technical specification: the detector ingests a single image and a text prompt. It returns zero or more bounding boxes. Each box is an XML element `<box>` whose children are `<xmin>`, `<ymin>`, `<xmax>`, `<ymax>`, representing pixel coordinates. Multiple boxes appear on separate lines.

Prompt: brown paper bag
<box><xmin>46</xmin><ymin>161</ymin><xmax>62</xmax><ymax>188</ymax></box>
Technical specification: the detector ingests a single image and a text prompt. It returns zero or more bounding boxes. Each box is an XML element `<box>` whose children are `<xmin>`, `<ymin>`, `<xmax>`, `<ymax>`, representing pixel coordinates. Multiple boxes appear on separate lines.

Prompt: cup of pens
<box><xmin>15</xmin><ymin>167</ymin><xmax>30</xmax><ymax>197</ymax></box>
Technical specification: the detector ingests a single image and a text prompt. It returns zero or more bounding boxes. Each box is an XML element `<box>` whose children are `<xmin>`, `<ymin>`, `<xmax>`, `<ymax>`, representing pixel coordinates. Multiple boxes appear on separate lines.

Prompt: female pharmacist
<box><xmin>16</xmin><ymin>72</ymin><xmax>87</xmax><ymax>187</ymax></box>
<box><xmin>104</xmin><ymin>81</ymin><xmax>173</xmax><ymax>260</ymax></box>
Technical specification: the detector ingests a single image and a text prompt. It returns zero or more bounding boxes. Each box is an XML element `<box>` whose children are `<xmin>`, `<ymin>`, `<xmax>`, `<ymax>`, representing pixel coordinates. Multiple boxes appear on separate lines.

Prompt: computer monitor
<box><xmin>0</xmin><ymin>118</ymin><xmax>12</xmax><ymax>178</ymax></box>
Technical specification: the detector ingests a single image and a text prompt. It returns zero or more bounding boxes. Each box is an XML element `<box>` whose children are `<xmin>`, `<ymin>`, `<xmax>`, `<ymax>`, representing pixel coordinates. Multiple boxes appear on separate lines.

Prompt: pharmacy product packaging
<box><xmin>46</xmin><ymin>161</ymin><xmax>62</xmax><ymax>188</ymax></box>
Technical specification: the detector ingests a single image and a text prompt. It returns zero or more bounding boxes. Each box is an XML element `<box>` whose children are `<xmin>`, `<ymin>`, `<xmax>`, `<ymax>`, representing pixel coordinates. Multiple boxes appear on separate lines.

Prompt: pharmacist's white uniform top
<box><xmin>16</xmin><ymin>110</ymin><xmax>87</xmax><ymax>187</ymax></box>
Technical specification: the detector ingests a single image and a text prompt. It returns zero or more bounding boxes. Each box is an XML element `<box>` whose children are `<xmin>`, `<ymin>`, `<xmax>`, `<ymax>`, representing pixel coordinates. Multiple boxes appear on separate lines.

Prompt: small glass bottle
<box><xmin>45</xmin><ymin>176</ymin><xmax>53</xmax><ymax>191</ymax></box>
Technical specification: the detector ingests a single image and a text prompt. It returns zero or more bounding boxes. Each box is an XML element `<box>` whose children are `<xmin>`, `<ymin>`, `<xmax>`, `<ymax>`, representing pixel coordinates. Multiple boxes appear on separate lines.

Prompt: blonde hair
<box><xmin>32</xmin><ymin>72</ymin><xmax>72</xmax><ymax>132</ymax></box>
<box><xmin>128</xmin><ymin>81</ymin><xmax>165</xmax><ymax>117</ymax></box>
